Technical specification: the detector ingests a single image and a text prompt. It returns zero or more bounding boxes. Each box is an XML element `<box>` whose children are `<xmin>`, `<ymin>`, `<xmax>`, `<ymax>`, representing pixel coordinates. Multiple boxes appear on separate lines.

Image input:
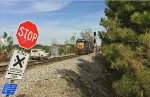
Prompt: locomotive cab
<box><xmin>76</xmin><ymin>39</ymin><xmax>90</xmax><ymax>55</ymax></box>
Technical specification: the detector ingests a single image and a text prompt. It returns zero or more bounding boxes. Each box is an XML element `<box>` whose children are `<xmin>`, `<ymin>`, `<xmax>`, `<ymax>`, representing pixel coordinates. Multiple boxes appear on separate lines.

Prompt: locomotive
<box><xmin>76</xmin><ymin>39</ymin><xmax>94</xmax><ymax>55</ymax></box>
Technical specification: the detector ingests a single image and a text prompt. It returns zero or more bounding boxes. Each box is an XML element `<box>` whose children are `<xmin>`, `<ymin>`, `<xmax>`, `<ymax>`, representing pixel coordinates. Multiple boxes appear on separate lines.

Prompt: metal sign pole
<box><xmin>3</xmin><ymin>49</ymin><xmax>29</xmax><ymax>96</ymax></box>
<box><xmin>5</xmin><ymin>74</ymin><xmax>15</xmax><ymax>97</ymax></box>
<box><xmin>2</xmin><ymin>20</ymin><xmax>38</xmax><ymax>97</ymax></box>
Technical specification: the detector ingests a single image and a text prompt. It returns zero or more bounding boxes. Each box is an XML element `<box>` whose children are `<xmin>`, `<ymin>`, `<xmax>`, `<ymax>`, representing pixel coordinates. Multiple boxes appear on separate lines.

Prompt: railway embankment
<box><xmin>0</xmin><ymin>54</ymin><xmax>115</xmax><ymax>97</ymax></box>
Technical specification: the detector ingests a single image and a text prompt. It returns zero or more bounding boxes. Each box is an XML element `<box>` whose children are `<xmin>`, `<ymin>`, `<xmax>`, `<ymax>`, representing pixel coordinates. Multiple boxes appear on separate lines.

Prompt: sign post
<box><xmin>2</xmin><ymin>20</ymin><xmax>39</xmax><ymax>97</ymax></box>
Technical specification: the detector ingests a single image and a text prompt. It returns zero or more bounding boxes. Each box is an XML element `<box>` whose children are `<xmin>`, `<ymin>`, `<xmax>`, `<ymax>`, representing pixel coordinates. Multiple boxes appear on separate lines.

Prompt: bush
<box><xmin>113</xmin><ymin>74</ymin><xmax>142</xmax><ymax>97</ymax></box>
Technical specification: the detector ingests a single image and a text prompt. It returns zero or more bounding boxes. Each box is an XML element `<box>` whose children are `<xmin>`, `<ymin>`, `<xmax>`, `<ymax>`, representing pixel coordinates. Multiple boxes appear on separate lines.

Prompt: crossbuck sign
<box><xmin>5</xmin><ymin>50</ymin><xmax>29</xmax><ymax>79</ymax></box>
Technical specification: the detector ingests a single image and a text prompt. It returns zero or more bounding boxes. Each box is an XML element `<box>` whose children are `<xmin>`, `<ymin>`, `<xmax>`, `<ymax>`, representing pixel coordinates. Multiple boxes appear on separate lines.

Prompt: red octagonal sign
<box><xmin>16</xmin><ymin>20</ymin><xmax>39</xmax><ymax>49</ymax></box>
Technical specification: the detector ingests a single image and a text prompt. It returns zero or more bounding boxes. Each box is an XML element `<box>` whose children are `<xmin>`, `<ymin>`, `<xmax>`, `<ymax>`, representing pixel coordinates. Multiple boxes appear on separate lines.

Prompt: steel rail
<box><xmin>0</xmin><ymin>54</ymin><xmax>78</xmax><ymax>72</ymax></box>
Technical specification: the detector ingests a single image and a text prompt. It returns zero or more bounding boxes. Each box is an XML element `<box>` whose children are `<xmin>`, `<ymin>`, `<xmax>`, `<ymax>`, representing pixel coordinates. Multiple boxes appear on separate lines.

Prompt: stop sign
<box><xmin>16</xmin><ymin>21</ymin><xmax>39</xmax><ymax>49</ymax></box>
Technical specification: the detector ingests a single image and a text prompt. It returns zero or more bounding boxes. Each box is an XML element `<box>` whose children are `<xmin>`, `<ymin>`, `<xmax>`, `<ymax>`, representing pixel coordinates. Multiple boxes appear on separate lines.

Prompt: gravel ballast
<box><xmin>0</xmin><ymin>54</ymin><xmax>115</xmax><ymax>97</ymax></box>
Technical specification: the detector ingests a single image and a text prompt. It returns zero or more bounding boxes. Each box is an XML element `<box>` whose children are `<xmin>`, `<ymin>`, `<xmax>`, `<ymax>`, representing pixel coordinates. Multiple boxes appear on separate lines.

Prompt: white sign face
<box><xmin>51</xmin><ymin>46</ymin><xmax>59</xmax><ymax>57</ymax></box>
<box><xmin>5</xmin><ymin>50</ymin><xmax>29</xmax><ymax>79</ymax></box>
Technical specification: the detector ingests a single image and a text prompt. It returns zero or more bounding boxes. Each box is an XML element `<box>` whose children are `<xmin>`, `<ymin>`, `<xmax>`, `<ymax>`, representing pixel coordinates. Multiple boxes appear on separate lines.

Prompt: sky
<box><xmin>0</xmin><ymin>0</ymin><xmax>106</xmax><ymax>46</ymax></box>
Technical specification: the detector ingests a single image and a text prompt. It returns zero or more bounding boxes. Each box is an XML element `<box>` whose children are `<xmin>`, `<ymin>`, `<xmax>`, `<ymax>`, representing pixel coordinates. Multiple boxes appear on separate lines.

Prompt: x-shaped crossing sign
<box><xmin>5</xmin><ymin>50</ymin><xmax>29</xmax><ymax>79</ymax></box>
<box><xmin>13</xmin><ymin>55</ymin><xmax>25</xmax><ymax>68</ymax></box>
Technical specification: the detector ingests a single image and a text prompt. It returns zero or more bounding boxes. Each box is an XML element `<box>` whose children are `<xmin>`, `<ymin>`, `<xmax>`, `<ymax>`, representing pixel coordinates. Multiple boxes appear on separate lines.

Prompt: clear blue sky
<box><xmin>0</xmin><ymin>0</ymin><xmax>106</xmax><ymax>45</ymax></box>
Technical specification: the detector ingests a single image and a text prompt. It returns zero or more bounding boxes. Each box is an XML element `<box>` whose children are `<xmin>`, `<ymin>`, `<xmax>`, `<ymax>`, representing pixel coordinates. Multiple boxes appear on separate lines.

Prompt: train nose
<box><xmin>79</xmin><ymin>45</ymin><xmax>82</xmax><ymax>48</ymax></box>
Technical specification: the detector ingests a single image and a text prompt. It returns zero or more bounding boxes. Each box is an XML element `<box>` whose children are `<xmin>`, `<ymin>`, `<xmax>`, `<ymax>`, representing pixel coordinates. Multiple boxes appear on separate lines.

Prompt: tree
<box><xmin>51</xmin><ymin>38</ymin><xmax>58</xmax><ymax>46</ymax></box>
<box><xmin>64</xmin><ymin>39</ymin><xmax>69</xmax><ymax>45</ymax></box>
<box><xmin>100</xmin><ymin>1</ymin><xmax>150</xmax><ymax>97</ymax></box>
<box><xmin>0</xmin><ymin>32</ymin><xmax>13</xmax><ymax>46</ymax></box>
<box><xmin>1</xmin><ymin>32</ymin><xmax>13</xmax><ymax>50</ymax></box>
<box><xmin>80</xmin><ymin>28</ymin><xmax>93</xmax><ymax>42</ymax></box>
<box><xmin>70</xmin><ymin>32</ymin><xmax>77</xmax><ymax>45</ymax></box>
<box><xmin>63</xmin><ymin>33</ymin><xmax>77</xmax><ymax>54</ymax></box>
<box><xmin>104</xmin><ymin>1</ymin><xmax>150</xmax><ymax>34</ymax></box>
<box><xmin>0</xmin><ymin>32</ymin><xmax>13</xmax><ymax>61</ymax></box>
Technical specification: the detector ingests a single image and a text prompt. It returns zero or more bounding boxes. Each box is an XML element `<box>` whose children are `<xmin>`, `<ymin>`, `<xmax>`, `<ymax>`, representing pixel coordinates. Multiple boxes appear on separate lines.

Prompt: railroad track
<box><xmin>0</xmin><ymin>54</ymin><xmax>78</xmax><ymax>72</ymax></box>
